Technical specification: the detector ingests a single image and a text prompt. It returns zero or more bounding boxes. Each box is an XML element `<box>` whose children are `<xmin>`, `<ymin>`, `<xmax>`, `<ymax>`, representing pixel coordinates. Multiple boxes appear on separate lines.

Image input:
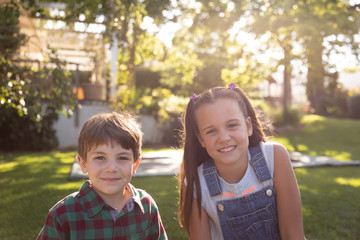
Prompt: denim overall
<box><xmin>203</xmin><ymin>145</ymin><xmax>281</xmax><ymax>240</ymax></box>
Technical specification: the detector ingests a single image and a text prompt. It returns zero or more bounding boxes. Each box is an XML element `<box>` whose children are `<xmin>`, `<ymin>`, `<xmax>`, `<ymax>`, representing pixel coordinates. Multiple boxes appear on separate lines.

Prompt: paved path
<box><xmin>69</xmin><ymin>150</ymin><xmax>360</xmax><ymax>180</ymax></box>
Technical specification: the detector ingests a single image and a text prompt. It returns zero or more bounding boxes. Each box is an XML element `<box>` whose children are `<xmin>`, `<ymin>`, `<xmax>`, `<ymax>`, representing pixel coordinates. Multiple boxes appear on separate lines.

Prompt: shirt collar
<box><xmin>78</xmin><ymin>181</ymin><xmax>145</xmax><ymax>218</ymax></box>
<box><xmin>127</xmin><ymin>183</ymin><xmax>145</xmax><ymax>214</ymax></box>
<box><xmin>78</xmin><ymin>180</ymin><xmax>107</xmax><ymax>218</ymax></box>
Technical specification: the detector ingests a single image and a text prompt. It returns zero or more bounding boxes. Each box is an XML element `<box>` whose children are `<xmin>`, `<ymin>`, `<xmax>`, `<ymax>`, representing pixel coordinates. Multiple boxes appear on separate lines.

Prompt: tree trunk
<box><xmin>305</xmin><ymin>36</ymin><xmax>326</xmax><ymax>114</ymax></box>
<box><xmin>127</xmin><ymin>23</ymin><xmax>138</xmax><ymax>90</ymax></box>
<box><xmin>282</xmin><ymin>44</ymin><xmax>292</xmax><ymax>123</ymax></box>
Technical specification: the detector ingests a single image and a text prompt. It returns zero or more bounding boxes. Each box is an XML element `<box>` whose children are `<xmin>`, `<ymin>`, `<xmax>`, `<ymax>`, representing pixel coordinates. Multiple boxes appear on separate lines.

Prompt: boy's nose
<box><xmin>105</xmin><ymin>159</ymin><xmax>118</xmax><ymax>172</ymax></box>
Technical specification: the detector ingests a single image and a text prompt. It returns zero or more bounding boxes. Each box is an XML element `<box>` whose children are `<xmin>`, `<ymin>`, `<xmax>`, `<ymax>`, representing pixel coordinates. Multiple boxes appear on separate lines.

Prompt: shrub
<box><xmin>268</xmin><ymin>106</ymin><xmax>303</xmax><ymax>127</ymax></box>
<box><xmin>0</xmin><ymin>107</ymin><xmax>58</xmax><ymax>151</ymax></box>
<box><xmin>348</xmin><ymin>94</ymin><xmax>360</xmax><ymax>119</ymax></box>
<box><xmin>323</xmin><ymin>88</ymin><xmax>349</xmax><ymax>118</ymax></box>
<box><xmin>113</xmin><ymin>86</ymin><xmax>188</xmax><ymax>146</ymax></box>
<box><xmin>0</xmin><ymin>1</ymin><xmax>77</xmax><ymax>152</ymax></box>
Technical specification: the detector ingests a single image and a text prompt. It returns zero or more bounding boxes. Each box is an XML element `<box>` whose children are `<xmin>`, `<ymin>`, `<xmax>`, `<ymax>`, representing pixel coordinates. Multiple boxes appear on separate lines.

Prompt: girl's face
<box><xmin>195</xmin><ymin>98</ymin><xmax>253</xmax><ymax>168</ymax></box>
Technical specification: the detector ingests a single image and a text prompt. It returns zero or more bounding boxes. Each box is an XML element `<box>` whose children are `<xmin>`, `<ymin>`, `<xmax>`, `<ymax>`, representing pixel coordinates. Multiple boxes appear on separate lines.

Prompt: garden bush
<box><xmin>348</xmin><ymin>94</ymin><xmax>360</xmax><ymax>119</ymax></box>
<box><xmin>268</xmin><ymin>106</ymin><xmax>304</xmax><ymax>127</ymax></box>
<box><xmin>0</xmin><ymin>0</ymin><xmax>77</xmax><ymax>152</ymax></box>
<box><xmin>0</xmin><ymin>107</ymin><xmax>58</xmax><ymax>151</ymax></box>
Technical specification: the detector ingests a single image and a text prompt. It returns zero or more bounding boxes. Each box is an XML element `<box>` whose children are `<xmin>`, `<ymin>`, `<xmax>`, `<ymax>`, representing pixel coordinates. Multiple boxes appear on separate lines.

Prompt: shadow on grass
<box><xmin>276</xmin><ymin>115</ymin><xmax>360</xmax><ymax>161</ymax></box>
<box><xmin>131</xmin><ymin>176</ymin><xmax>188</xmax><ymax>240</ymax></box>
<box><xmin>295</xmin><ymin>167</ymin><xmax>360</xmax><ymax>239</ymax></box>
<box><xmin>0</xmin><ymin>152</ymin><xmax>187</xmax><ymax>240</ymax></box>
<box><xmin>0</xmin><ymin>151</ymin><xmax>82</xmax><ymax>240</ymax></box>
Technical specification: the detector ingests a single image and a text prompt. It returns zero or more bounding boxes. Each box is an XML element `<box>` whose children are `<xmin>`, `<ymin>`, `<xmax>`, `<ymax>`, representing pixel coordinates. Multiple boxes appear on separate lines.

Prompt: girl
<box><xmin>178</xmin><ymin>84</ymin><xmax>304</xmax><ymax>239</ymax></box>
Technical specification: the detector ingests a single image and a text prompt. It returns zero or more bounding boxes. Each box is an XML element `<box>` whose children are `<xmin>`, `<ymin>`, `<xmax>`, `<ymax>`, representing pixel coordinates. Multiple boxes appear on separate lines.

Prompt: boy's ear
<box><xmin>132</xmin><ymin>157</ymin><xmax>141</xmax><ymax>174</ymax></box>
<box><xmin>77</xmin><ymin>154</ymin><xmax>88</xmax><ymax>174</ymax></box>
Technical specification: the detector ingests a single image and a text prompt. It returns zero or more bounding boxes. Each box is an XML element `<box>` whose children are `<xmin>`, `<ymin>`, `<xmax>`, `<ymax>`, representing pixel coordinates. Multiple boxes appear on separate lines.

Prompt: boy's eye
<box><xmin>95</xmin><ymin>156</ymin><xmax>105</xmax><ymax>160</ymax></box>
<box><xmin>118</xmin><ymin>157</ymin><xmax>130</xmax><ymax>161</ymax></box>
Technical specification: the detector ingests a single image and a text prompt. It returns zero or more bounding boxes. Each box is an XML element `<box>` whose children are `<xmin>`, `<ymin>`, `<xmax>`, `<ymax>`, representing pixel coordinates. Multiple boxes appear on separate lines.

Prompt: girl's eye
<box><xmin>205</xmin><ymin>129</ymin><xmax>216</xmax><ymax>135</ymax></box>
<box><xmin>118</xmin><ymin>157</ymin><xmax>129</xmax><ymax>161</ymax></box>
<box><xmin>228</xmin><ymin>123</ymin><xmax>238</xmax><ymax>128</ymax></box>
<box><xmin>95</xmin><ymin>156</ymin><xmax>105</xmax><ymax>160</ymax></box>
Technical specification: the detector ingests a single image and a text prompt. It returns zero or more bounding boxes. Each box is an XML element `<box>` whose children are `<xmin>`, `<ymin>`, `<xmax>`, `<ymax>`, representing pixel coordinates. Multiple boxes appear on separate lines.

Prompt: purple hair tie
<box><xmin>228</xmin><ymin>82</ymin><xmax>236</xmax><ymax>90</ymax></box>
<box><xmin>190</xmin><ymin>93</ymin><xmax>197</xmax><ymax>101</ymax></box>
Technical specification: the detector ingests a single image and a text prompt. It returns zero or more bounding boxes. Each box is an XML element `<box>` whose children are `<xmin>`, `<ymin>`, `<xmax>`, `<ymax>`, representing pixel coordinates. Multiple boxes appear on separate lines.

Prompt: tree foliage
<box><xmin>0</xmin><ymin>0</ymin><xmax>77</xmax><ymax>151</ymax></box>
<box><xmin>296</xmin><ymin>0</ymin><xmax>360</xmax><ymax>114</ymax></box>
<box><xmin>168</xmin><ymin>0</ymin><xmax>273</xmax><ymax>94</ymax></box>
<box><xmin>247</xmin><ymin>0</ymin><xmax>360</xmax><ymax>115</ymax></box>
<box><xmin>29</xmin><ymin>0</ymin><xmax>172</xmax><ymax>89</ymax></box>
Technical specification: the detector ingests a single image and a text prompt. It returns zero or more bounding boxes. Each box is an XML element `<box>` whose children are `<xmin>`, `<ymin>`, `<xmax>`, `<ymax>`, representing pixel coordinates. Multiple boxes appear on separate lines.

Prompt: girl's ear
<box><xmin>132</xmin><ymin>157</ymin><xmax>141</xmax><ymax>174</ymax></box>
<box><xmin>77</xmin><ymin>154</ymin><xmax>88</xmax><ymax>173</ymax></box>
<box><xmin>196</xmin><ymin>133</ymin><xmax>206</xmax><ymax>148</ymax></box>
<box><xmin>246</xmin><ymin>116</ymin><xmax>253</xmax><ymax>136</ymax></box>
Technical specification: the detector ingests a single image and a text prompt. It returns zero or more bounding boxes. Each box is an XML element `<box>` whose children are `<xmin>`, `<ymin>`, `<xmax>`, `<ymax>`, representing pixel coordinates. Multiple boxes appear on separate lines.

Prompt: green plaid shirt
<box><xmin>37</xmin><ymin>181</ymin><xmax>167</xmax><ymax>240</ymax></box>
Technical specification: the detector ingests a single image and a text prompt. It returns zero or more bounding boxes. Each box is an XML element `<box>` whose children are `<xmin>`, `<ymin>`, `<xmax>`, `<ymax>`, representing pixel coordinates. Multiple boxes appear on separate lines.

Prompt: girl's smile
<box><xmin>218</xmin><ymin>145</ymin><xmax>237</xmax><ymax>153</ymax></box>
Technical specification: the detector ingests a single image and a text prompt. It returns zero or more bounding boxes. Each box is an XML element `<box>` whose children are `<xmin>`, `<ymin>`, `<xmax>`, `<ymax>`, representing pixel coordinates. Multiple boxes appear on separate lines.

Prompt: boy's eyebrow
<box><xmin>117</xmin><ymin>151</ymin><xmax>132</xmax><ymax>156</ymax></box>
<box><xmin>91</xmin><ymin>150</ymin><xmax>132</xmax><ymax>155</ymax></box>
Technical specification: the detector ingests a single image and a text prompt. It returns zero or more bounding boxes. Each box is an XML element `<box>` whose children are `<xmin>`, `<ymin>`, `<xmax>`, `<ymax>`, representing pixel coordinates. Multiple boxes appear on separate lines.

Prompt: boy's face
<box><xmin>78</xmin><ymin>142</ymin><xmax>140</xmax><ymax>202</ymax></box>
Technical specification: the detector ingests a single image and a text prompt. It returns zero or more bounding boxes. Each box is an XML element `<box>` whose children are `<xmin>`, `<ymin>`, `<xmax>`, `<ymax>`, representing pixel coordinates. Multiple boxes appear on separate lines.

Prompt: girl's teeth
<box><xmin>219</xmin><ymin>146</ymin><xmax>235</xmax><ymax>152</ymax></box>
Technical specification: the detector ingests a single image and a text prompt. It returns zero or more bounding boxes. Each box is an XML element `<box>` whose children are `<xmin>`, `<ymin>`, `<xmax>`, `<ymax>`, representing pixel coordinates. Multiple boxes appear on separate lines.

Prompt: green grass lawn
<box><xmin>274</xmin><ymin>114</ymin><xmax>360</xmax><ymax>161</ymax></box>
<box><xmin>1</xmin><ymin>114</ymin><xmax>360</xmax><ymax>239</ymax></box>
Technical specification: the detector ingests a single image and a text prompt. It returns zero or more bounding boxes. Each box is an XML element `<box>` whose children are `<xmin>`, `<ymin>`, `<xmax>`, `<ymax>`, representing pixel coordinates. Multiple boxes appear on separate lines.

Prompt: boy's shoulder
<box><xmin>130</xmin><ymin>184</ymin><xmax>152</xmax><ymax>200</ymax></box>
<box><xmin>47</xmin><ymin>181</ymin><xmax>92</xmax><ymax>217</ymax></box>
<box><xmin>48</xmin><ymin>191</ymin><xmax>81</xmax><ymax>215</ymax></box>
<box><xmin>129</xmin><ymin>184</ymin><xmax>159</xmax><ymax>211</ymax></box>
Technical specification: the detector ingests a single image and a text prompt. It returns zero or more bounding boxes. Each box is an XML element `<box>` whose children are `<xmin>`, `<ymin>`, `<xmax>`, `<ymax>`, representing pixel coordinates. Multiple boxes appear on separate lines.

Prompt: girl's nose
<box><xmin>218</xmin><ymin>130</ymin><xmax>231</xmax><ymax>142</ymax></box>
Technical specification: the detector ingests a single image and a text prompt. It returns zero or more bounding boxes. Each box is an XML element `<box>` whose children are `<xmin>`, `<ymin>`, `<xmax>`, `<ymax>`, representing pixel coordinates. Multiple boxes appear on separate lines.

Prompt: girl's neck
<box><xmin>216</xmin><ymin>157</ymin><xmax>248</xmax><ymax>184</ymax></box>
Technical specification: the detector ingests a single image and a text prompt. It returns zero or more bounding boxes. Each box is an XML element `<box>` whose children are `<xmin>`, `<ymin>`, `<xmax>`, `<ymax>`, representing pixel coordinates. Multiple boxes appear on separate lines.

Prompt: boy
<box><xmin>37</xmin><ymin>111</ymin><xmax>168</xmax><ymax>240</ymax></box>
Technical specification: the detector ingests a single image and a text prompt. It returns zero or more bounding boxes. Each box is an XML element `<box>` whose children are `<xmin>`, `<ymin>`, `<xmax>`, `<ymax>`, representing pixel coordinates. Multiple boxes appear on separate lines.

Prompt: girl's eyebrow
<box><xmin>200</xmin><ymin>125</ymin><xmax>214</xmax><ymax>133</ymax></box>
<box><xmin>227</xmin><ymin>118</ymin><xmax>241</xmax><ymax>124</ymax></box>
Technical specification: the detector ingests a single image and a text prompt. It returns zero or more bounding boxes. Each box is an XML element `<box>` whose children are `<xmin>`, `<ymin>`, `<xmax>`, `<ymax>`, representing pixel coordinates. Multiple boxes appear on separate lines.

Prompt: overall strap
<box><xmin>248</xmin><ymin>144</ymin><xmax>272</xmax><ymax>182</ymax></box>
<box><xmin>202</xmin><ymin>159</ymin><xmax>222</xmax><ymax>197</ymax></box>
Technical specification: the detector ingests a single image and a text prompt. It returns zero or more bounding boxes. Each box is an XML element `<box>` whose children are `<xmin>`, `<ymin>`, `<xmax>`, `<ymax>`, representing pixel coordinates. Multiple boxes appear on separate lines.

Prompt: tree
<box><xmin>247</xmin><ymin>0</ymin><xmax>360</xmax><ymax>116</ymax></box>
<box><xmin>247</xmin><ymin>0</ymin><xmax>303</xmax><ymax>122</ymax></box>
<box><xmin>30</xmin><ymin>0</ymin><xmax>172</xmax><ymax>90</ymax></box>
<box><xmin>295</xmin><ymin>0</ymin><xmax>360</xmax><ymax>114</ymax></box>
<box><xmin>0</xmin><ymin>0</ymin><xmax>77</xmax><ymax>151</ymax></box>
<box><xmin>167</xmin><ymin>0</ymin><xmax>273</xmax><ymax>95</ymax></box>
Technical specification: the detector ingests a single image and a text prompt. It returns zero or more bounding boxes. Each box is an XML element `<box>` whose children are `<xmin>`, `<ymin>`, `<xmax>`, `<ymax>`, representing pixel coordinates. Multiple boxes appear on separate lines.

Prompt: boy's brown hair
<box><xmin>78</xmin><ymin>111</ymin><xmax>143</xmax><ymax>161</ymax></box>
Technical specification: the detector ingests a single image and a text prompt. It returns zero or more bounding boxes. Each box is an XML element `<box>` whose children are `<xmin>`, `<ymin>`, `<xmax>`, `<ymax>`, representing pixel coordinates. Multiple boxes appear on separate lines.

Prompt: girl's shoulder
<box><xmin>262</xmin><ymin>141</ymin><xmax>287</xmax><ymax>155</ymax></box>
<box><xmin>259</xmin><ymin>141</ymin><xmax>289</xmax><ymax>178</ymax></box>
<box><xmin>268</xmin><ymin>142</ymin><xmax>289</xmax><ymax>158</ymax></box>
<box><xmin>270</xmin><ymin>142</ymin><xmax>292</xmax><ymax>170</ymax></box>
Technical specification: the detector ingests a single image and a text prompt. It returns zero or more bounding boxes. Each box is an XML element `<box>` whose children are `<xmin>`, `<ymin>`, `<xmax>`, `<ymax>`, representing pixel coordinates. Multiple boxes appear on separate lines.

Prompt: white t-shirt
<box><xmin>196</xmin><ymin>141</ymin><xmax>275</xmax><ymax>240</ymax></box>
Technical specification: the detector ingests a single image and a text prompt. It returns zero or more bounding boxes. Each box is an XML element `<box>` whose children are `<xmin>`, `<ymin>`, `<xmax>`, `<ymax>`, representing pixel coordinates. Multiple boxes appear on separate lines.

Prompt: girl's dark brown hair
<box><xmin>178</xmin><ymin>86</ymin><xmax>266</xmax><ymax>234</ymax></box>
<box><xmin>78</xmin><ymin>111</ymin><xmax>143</xmax><ymax>162</ymax></box>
